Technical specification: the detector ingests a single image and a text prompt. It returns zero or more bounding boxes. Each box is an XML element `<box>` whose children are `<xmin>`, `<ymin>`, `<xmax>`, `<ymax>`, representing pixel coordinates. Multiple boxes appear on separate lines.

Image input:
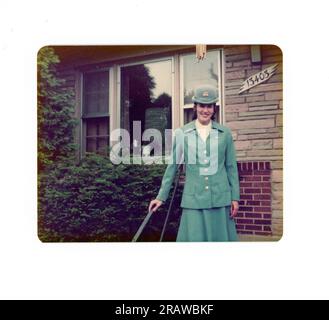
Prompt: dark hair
<box><xmin>192</xmin><ymin>103</ymin><xmax>218</xmax><ymax>121</ymax></box>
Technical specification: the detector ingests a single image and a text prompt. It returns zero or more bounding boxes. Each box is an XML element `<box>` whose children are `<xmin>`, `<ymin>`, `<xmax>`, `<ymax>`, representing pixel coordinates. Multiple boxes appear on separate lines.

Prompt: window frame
<box><xmin>116</xmin><ymin>55</ymin><xmax>176</xmax><ymax>136</ymax></box>
<box><xmin>78</xmin><ymin>47</ymin><xmax>226</xmax><ymax>158</ymax></box>
<box><xmin>80</xmin><ymin>68</ymin><xmax>113</xmax><ymax>157</ymax></box>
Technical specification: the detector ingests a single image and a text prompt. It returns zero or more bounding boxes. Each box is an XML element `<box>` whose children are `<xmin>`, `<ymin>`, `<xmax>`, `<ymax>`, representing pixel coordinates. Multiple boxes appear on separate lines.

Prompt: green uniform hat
<box><xmin>192</xmin><ymin>85</ymin><xmax>219</xmax><ymax>104</ymax></box>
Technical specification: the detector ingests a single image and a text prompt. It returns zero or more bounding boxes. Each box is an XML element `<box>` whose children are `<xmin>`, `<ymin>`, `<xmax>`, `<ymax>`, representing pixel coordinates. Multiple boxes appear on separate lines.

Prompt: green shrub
<box><xmin>37</xmin><ymin>46</ymin><xmax>78</xmax><ymax>172</ymax></box>
<box><xmin>37</xmin><ymin>48</ymin><xmax>183</xmax><ymax>242</ymax></box>
<box><xmin>38</xmin><ymin>154</ymin><xmax>183</xmax><ymax>242</ymax></box>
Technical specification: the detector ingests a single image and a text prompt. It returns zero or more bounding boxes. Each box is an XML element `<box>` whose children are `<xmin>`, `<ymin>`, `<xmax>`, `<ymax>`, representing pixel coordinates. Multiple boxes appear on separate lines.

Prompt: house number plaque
<box><xmin>239</xmin><ymin>64</ymin><xmax>278</xmax><ymax>94</ymax></box>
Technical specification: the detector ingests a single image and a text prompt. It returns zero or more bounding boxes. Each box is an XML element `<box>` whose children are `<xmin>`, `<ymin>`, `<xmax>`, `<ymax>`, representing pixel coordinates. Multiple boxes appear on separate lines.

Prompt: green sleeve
<box><xmin>225</xmin><ymin>129</ymin><xmax>240</xmax><ymax>201</ymax></box>
<box><xmin>156</xmin><ymin>129</ymin><xmax>184</xmax><ymax>202</ymax></box>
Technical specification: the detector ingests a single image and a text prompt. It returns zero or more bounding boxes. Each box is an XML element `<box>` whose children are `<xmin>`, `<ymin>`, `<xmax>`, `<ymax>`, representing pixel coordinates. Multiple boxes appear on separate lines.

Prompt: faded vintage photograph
<box><xmin>37</xmin><ymin>45</ymin><xmax>283</xmax><ymax>242</ymax></box>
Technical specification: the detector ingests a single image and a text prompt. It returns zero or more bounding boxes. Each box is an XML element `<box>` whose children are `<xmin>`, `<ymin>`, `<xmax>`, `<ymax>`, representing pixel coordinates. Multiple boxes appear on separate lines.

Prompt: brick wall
<box><xmin>236</xmin><ymin>161</ymin><xmax>272</xmax><ymax>236</ymax></box>
<box><xmin>224</xmin><ymin>45</ymin><xmax>283</xmax><ymax>240</ymax></box>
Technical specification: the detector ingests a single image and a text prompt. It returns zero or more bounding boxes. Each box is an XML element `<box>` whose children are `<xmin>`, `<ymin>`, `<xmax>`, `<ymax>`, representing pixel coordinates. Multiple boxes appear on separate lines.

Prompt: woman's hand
<box><xmin>148</xmin><ymin>199</ymin><xmax>163</xmax><ymax>213</ymax></box>
<box><xmin>230</xmin><ymin>200</ymin><xmax>239</xmax><ymax>218</ymax></box>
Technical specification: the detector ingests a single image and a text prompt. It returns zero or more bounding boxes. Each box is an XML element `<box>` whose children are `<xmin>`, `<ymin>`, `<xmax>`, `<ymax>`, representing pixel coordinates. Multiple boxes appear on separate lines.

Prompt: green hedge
<box><xmin>38</xmin><ymin>154</ymin><xmax>183</xmax><ymax>242</ymax></box>
<box><xmin>38</xmin><ymin>46</ymin><xmax>78</xmax><ymax>172</ymax></box>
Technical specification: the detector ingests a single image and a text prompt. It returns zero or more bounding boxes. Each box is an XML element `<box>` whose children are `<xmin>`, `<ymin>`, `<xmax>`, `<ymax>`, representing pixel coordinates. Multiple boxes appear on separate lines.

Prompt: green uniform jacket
<box><xmin>156</xmin><ymin>120</ymin><xmax>240</xmax><ymax>209</ymax></box>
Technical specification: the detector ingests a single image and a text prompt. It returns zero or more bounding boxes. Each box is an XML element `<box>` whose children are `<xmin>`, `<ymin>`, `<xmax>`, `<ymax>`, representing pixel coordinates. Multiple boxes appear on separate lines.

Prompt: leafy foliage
<box><xmin>37</xmin><ymin>48</ymin><xmax>182</xmax><ymax>242</ymax></box>
<box><xmin>38</xmin><ymin>154</ymin><xmax>183</xmax><ymax>242</ymax></box>
<box><xmin>37</xmin><ymin>46</ymin><xmax>78</xmax><ymax>172</ymax></box>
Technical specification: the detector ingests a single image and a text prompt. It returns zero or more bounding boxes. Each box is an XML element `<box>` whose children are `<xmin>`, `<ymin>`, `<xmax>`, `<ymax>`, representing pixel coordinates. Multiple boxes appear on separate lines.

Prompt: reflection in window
<box><xmin>82</xmin><ymin>71</ymin><xmax>109</xmax><ymax>155</ymax></box>
<box><xmin>181</xmin><ymin>51</ymin><xmax>220</xmax><ymax>125</ymax></box>
<box><xmin>120</xmin><ymin>60</ymin><xmax>172</xmax><ymax>155</ymax></box>
<box><xmin>184</xmin><ymin>108</ymin><xmax>194</xmax><ymax>124</ymax></box>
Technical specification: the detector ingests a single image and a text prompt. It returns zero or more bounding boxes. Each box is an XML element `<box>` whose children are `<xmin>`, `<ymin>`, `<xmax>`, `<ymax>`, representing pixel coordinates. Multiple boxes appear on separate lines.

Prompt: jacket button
<box><xmin>204</xmin><ymin>168</ymin><xmax>208</xmax><ymax>172</ymax></box>
<box><xmin>205</xmin><ymin>177</ymin><xmax>208</xmax><ymax>180</ymax></box>
<box><xmin>205</xmin><ymin>186</ymin><xmax>209</xmax><ymax>190</ymax></box>
<box><xmin>204</xmin><ymin>150</ymin><xmax>207</xmax><ymax>154</ymax></box>
<box><xmin>204</xmin><ymin>159</ymin><xmax>208</xmax><ymax>163</ymax></box>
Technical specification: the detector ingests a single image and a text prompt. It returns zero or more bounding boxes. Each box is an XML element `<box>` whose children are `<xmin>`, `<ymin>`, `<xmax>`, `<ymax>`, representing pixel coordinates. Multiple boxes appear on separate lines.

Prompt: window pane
<box><xmin>86</xmin><ymin>137</ymin><xmax>97</xmax><ymax>153</ymax></box>
<box><xmin>120</xmin><ymin>60</ymin><xmax>172</xmax><ymax>154</ymax></box>
<box><xmin>182</xmin><ymin>51</ymin><xmax>218</xmax><ymax>106</ymax></box>
<box><xmin>184</xmin><ymin>108</ymin><xmax>194</xmax><ymax>124</ymax></box>
<box><xmin>97</xmin><ymin>137</ymin><xmax>108</xmax><ymax>155</ymax></box>
<box><xmin>86</xmin><ymin>137</ymin><xmax>109</xmax><ymax>155</ymax></box>
<box><xmin>86</xmin><ymin>119</ymin><xmax>97</xmax><ymax>137</ymax></box>
<box><xmin>83</xmin><ymin>71</ymin><xmax>109</xmax><ymax>115</ymax></box>
<box><xmin>86</xmin><ymin>118</ymin><xmax>109</xmax><ymax>137</ymax></box>
<box><xmin>85</xmin><ymin>117</ymin><xmax>109</xmax><ymax>155</ymax></box>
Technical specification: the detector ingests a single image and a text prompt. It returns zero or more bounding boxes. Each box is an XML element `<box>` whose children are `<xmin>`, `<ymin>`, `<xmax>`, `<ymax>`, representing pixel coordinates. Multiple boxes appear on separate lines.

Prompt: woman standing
<box><xmin>149</xmin><ymin>85</ymin><xmax>240</xmax><ymax>241</ymax></box>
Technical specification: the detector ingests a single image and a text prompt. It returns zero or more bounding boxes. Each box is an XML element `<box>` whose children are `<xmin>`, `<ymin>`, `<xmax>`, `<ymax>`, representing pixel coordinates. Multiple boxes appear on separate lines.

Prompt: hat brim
<box><xmin>192</xmin><ymin>96</ymin><xmax>219</xmax><ymax>104</ymax></box>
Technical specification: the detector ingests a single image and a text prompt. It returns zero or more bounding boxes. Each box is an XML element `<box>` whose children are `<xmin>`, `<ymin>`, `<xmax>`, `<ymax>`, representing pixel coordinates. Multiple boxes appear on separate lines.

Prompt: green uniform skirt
<box><xmin>176</xmin><ymin>206</ymin><xmax>238</xmax><ymax>242</ymax></box>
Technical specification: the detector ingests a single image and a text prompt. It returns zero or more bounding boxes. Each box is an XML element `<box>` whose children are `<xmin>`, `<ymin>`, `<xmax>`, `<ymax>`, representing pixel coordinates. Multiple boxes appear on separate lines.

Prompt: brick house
<box><xmin>51</xmin><ymin>45</ymin><xmax>283</xmax><ymax>241</ymax></box>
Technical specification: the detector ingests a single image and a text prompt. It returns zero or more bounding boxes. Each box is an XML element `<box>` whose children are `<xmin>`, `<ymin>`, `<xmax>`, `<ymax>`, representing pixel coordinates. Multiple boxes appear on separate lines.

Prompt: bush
<box><xmin>37</xmin><ymin>48</ymin><xmax>182</xmax><ymax>242</ymax></box>
<box><xmin>37</xmin><ymin>46</ymin><xmax>78</xmax><ymax>172</ymax></box>
<box><xmin>38</xmin><ymin>154</ymin><xmax>183</xmax><ymax>242</ymax></box>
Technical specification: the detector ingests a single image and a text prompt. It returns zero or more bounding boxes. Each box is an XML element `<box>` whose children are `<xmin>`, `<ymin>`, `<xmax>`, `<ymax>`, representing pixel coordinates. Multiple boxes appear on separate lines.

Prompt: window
<box><xmin>82</xmin><ymin>70</ymin><xmax>110</xmax><ymax>155</ymax></box>
<box><xmin>180</xmin><ymin>50</ymin><xmax>222</xmax><ymax>125</ymax></box>
<box><xmin>120</xmin><ymin>59</ymin><xmax>173</xmax><ymax>155</ymax></box>
<box><xmin>79</xmin><ymin>48</ymin><xmax>224</xmax><ymax>158</ymax></box>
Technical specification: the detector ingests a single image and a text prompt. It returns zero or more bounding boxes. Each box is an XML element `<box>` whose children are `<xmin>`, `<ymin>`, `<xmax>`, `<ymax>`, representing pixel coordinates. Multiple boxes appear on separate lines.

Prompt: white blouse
<box><xmin>195</xmin><ymin>119</ymin><xmax>212</xmax><ymax>142</ymax></box>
